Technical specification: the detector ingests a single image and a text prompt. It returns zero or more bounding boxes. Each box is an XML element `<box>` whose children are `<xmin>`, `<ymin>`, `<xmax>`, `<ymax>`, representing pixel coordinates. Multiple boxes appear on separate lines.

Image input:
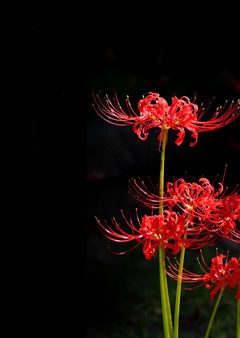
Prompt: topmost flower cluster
<box><xmin>93</xmin><ymin>92</ymin><xmax>240</xmax><ymax>146</ymax></box>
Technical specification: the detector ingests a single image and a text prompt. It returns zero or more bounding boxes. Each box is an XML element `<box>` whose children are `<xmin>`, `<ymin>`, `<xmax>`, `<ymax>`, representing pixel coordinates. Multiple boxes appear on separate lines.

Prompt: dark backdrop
<box><xmin>32</xmin><ymin>9</ymin><xmax>240</xmax><ymax>337</ymax></box>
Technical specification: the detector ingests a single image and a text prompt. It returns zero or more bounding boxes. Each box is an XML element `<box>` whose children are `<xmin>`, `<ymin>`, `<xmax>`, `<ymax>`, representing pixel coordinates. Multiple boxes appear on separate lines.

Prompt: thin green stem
<box><xmin>163</xmin><ymin>254</ymin><xmax>173</xmax><ymax>337</ymax></box>
<box><xmin>159</xmin><ymin>248</ymin><xmax>171</xmax><ymax>338</ymax></box>
<box><xmin>204</xmin><ymin>288</ymin><xmax>224</xmax><ymax>338</ymax></box>
<box><xmin>237</xmin><ymin>299</ymin><xmax>240</xmax><ymax>338</ymax></box>
<box><xmin>173</xmin><ymin>245</ymin><xmax>186</xmax><ymax>338</ymax></box>
<box><xmin>173</xmin><ymin>211</ymin><xmax>192</xmax><ymax>338</ymax></box>
<box><xmin>158</xmin><ymin>128</ymin><xmax>172</xmax><ymax>338</ymax></box>
<box><xmin>159</xmin><ymin>130</ymin><xmax>167</xmax><ymax>210</ymax></box>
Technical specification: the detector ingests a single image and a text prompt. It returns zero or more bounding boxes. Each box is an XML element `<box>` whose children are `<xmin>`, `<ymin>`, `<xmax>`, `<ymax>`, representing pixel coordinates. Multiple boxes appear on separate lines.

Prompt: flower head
<box><xmin>129</xmin><ymin>177</ymin><xmax>240</xmax><ymax>243</ymax></box>
<box><xmin>167</xmin><ymin>251</ymin><xmax>240</xmax><ymax>300</ymax></box>
<box><xmin>93</xmin><ymin>92</ymin><xmax>240</xmax><ymax>146</ymax></box>
<box><xmin>199</xmin><ymin>192</ymin><xmax>240</xmax><ymax>243</ymax></box>
<box><xmin>95</xmin><ymin>209</ymin><xmax>192</xmax><ymax>259</ymax></box>
<box><xmin>129</xmin><ymin>176</ymin><xmax>223</xmax><ymax>216</ymax></box>
<box><xmin>95</xmin><ymin>206</ymin><xmax>217</xmax><ymax>260</ymax></box>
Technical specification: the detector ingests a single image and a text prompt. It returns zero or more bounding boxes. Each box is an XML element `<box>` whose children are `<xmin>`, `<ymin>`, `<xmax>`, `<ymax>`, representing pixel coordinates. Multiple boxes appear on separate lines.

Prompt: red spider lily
<box><xmin>95</xmin><ymin>208</ymin><xmax>218</xmax><ymax>260</ymax></box>
<box><xmin>167</xmin><ymin>251</ymin><xmax>240</xmax><ymax>300</ymax></box>
<box><xmin>199</xmin><ymin>192</ymin><xmax>240</xmax><ymax>243</ymax></box>
<box><xmin>129</xmin><ymin>177</ymin><xmax>240</xmax><ymax>242</ymax></box>
<box><xmin>95</xmin><ymin>210</ymin><xmax>188</xmax><ymax>259</ymax></box>
<box><xmin>129</xmin><ymin>177</ymin><xmax>224</xmax><ymax>213</ymax></box>
<box><xmin>93</xmin><ymin>92</ymin><xmax>240</xmax><ymax>146</ymax></box>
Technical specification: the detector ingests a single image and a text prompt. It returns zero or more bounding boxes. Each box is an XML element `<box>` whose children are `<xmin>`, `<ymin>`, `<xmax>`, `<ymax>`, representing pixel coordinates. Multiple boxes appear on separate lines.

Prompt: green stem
<box><xmin>159</xmin><ymin>130</ymin><xmax>167</xmax><ymax>210</ymax></box>
<box><xmin>173</xmin><ymin>245</ymin><xmax>186</xmax><ymax>338</ymax></box>
<box><xmin>159</xmin><ymin>248</ymin><xmax>171</xmax><ymax>338</ymax></box>
<box><xmin>163</xmin><ymin>254</ymin><xmax>173</xmax><ymax>337</ymax></box>
<box><xmin>173</xmin><ymin>211</ymin><xmax>192</xmax><ymax>338</ymax></box>
<box><xmin>204</xmin><ymin>288</ymin><xmax>224</xmax><ymax>338</ymax></box>
<box><xmin>158</xmin><ymin>128</ymin><xmax>172</xmax><ymax>338</ymax></box>
<box><xmin>237</xmin><ymin>299</ymin><xmax>240</xmax><ymax>338</ymax></box>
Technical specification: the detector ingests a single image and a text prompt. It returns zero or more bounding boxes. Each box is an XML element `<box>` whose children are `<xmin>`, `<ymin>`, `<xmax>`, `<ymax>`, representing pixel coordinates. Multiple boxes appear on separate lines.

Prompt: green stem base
<box><xmin>204</xmin><ymin>288</ymin><xmax>224</xmax><ymax>338</ymax></box>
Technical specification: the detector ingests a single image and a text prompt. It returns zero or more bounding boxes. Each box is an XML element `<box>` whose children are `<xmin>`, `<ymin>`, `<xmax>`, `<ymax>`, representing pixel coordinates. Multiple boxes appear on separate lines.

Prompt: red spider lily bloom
<box><xmin>95</xmin><ymin>208</ymin><xmax>217</xmax><ymax>260</ymax></box>
<box><xmin>199</xmin><ymin>192</ymin><xmax>240</xmax><ymax>243</ymax></box>
<box><xmin>129</xmin><ymin>177</ymin><xmax>224</xmax><ymax>213</ymax></box>
<box><xmin>95</xmin><ymin>210</ymin><xmax>189</xmax><ymax>259</ymax></box>
<box><xmin>167</xmin><ymin>251</ymin><xmax>240</xmax><ymax>300</ymax></box>
<box><xmin>129</xmin><ymin>177</ymin><xmax>240</xmax><ymax>243</ymax></box>
<box><xmin>129</xmin><ymin>177</ymin><xmax>221</xmax><ymax>248</ymax></box>
<box><xmin>93</xmin><ymin>92</ymin><xmax>240</xmax><ymax>146</ymax></box>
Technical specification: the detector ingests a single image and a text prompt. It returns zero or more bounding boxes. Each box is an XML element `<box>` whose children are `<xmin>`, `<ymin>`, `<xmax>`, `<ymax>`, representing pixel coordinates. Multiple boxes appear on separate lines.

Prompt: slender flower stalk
<box><xmin>173</xmin><ymin>234</ymin><xmax>187</xmax><ymax>338</ymax></box>
<box><xmin>237</xmin><ymin>298</ymin><xmax>240</xmax><ymax>338</ymax></box>
<box><xmin>159</xmin><ymin>128</ymin><xmax>168</xmax><ymax>207</ymax></box>
<box><xmin>204</xmin><ymin>287</ymin><xmax>224</xmax><ymax>338</ymax></box>
<box><xmin>159</xmin><ymin>248</ymin><xmax>171</xmax><ymax>338</ymax></box>
<box><xmin>158</xmin><ymin>128</ymin><xmax>173</xmax><ymax>338</ymax></box>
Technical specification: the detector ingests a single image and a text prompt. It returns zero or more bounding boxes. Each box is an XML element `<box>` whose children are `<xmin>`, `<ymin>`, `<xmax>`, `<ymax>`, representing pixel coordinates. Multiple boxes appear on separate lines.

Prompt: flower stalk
<box><xmin>173</xmin><ymin>241</ymin><xmax>186</xmax><ymax>338</ymax></box>
<box><xmin>173</xmin><ymin>210</ymin><xmax>192</xmax><ymax>338</ymax></box>
<box><xmin>158</xmin><ymin>128</ymin><xmax>173</xmax><ymax>338</ymax></box>
<box><xmin>204</xmin><ymin>287</ymin><xmax>224</xmax><ymax>338</ymax></box>
<box><xmin>237</xmin><ymin>299</ymin><xmax>240</xmax><ymax>338</ymax></box>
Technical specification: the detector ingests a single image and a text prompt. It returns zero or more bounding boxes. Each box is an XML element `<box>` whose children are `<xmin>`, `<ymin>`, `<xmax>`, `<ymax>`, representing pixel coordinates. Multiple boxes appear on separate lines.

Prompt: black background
<box><xmin>32</xmin><ymin>8</ymin><xmax>240</xmax><ymax>337</ymax></box>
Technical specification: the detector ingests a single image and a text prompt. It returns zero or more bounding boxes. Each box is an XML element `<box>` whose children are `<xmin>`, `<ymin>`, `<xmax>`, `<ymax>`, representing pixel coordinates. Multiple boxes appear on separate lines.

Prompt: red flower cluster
<box><xmin>136</xmin><ymin>94</ymin><xmax>199</xmax><ymax>145</ymax></box>
<box><xmin>96</xmin><ymin>175</ymin><xmax>239</xmax><ymax>260</ymax></box>
<box><xmin>129</xmin><ymin>177</ymin><xmax>223</xmax><ymax>211</ymax></box>
<box><xmin>168</xmin><ymin>251</ymin><xmax>240</xmax><ymax>300</ymax></box>
<box><xmin>129</xmin><ymin>177</ymin><xmax>240</xmax><ymax>243</ymax></box>
<box><xmin>198</xmin><ymin>192</ymin><xmax>240</xmax><ymax>242</ymax></box>
<box><xmin>95</xmin><ymin>202</ymin><xmax>218</xmax><ymax>260</ymax></box>
<box><xmin>93</xmin><ymin>92</ymin><xmax>240</xmax><ymax>146</ymax></box>
<box><xmin>96</xmin><ymin>210</ymin><xmax>189</xmax><ymax>259</ymax></box>
<box><xmin>139</xmin><ymin>212</ymin><xmax>189</xmax><ymax>258</ymax></box>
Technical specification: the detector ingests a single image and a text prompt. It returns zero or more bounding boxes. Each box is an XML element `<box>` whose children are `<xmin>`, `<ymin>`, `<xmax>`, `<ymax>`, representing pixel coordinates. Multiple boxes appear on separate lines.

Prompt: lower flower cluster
<box><xmin>96</xmin><ymin>175</ymin><xmax>240</xmax><ymax>301</ymax></box>
<box><xmin>168</xmin><ymin>251</ymin><xmax>240</xmax><ymax>300</ymax></box>
<box><xmin>96</xmin><ymin>176</ymin><xmax>240</xmax><ymax>260</ymax></box>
